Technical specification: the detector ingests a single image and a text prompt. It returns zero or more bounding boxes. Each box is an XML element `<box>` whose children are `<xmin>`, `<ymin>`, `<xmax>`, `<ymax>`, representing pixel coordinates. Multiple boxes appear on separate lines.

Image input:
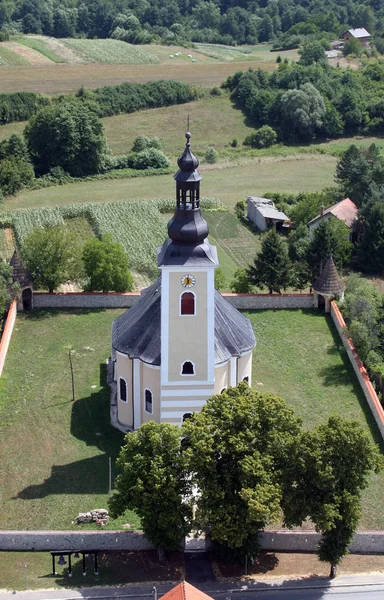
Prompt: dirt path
<box><xmin>1</xmin><ymin>41</ymin><xmax>52</xmax><ymax>64</ymax></box>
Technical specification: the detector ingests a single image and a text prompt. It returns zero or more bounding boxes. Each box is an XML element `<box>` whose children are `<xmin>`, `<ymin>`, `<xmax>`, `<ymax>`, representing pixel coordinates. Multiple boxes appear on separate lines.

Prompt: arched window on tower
<box><xmin>145</xmin><ymin>389</ymin><xmax>153</xmax><ymax>414</ymax></box>
<box><xmin>180</xmin><ymin>292</ymin><xmax>195</xmax><ymax>315</ymax></box>
<box><xmin>181</xmin><ymin>361</ymin><xmax>195</xmax><ymax>375</ymax></box>
<box><xmin>119</xmin><ymin>377</ymin><xmax>127</xmax><ymax>402</ymax></box>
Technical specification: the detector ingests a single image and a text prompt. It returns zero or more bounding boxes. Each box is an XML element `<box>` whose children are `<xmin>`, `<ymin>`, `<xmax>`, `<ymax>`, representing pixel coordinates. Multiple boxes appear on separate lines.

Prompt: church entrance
<box><xmin>22</xmin><ymin>288</ymin><xmax>32</xmax><ymax>311</ymax></box>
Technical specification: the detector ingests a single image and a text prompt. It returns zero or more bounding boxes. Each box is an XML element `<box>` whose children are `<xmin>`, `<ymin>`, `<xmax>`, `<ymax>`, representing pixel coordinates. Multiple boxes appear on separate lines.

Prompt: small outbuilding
<box><xmin>10</xmin><ymin>250</ymin><xmax>33</xmax><ymax>311</ymax></box>
<box><xmin>247</xmin><ymin>196</ymin><xmax>289</xmax><ymax>232</ymax></box>
<box><xmin>312</xmin><ymin>256</ymin><xmax>344</xmax><ymax>312</ymax></box>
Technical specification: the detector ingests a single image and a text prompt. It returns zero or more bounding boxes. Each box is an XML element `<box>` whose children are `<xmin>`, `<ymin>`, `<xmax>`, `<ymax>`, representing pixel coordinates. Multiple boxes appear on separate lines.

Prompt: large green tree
<box><xmin>248</xmin><ymin>229</ymin><xmax>293</xmax><ymax>294</ymax></box>
<box><xmin>182</xmin><ymin>383</ymin><xmax>302</xmax><ymax>561</ymax></box>
<box><xmin>21</xmin><ymin>226</ymin><xmax>82</xmax><ymax>292</ymax></box>
<box><xmin>283</xmin><ymin>416</ymin><xmax>382</xmax><ymax>575</ymax></box>
<box><xmin>358</xmin><ymin>201</ymin><xmax>384</xmax><ymax>274</ymax></box>
<box><xmin>24</xmin><ymin>102</ymin><xmax>107</xmax><ymax>176</ymax></box>
<box><xmin>279</xmin><ymin>82</ymin><xmax>326</xmax><ymax>142</ymax></box>
<box><xmin>82</xmin><ymin>234</ymin><xmax>134</xmax><ymax>292</ymax></box>
<box><xmin>109</xmin><ymin>421</ymin><xmax>192</xmax><ymax>555</ymax></box>
<box><xmin>306</xmin><ymin>219</ymin><xmax>352</xmax><ymax>280</ymax></box>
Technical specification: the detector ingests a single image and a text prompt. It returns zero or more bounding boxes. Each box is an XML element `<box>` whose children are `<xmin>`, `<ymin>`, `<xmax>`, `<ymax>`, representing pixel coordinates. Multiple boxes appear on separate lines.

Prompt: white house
<box><xmin>247</xmin><ymin>196</ymin><xmax>289</xmax><ymax>232</ymax></box>
<box><xmin>111</xmin><ymin>132</ymin><xmax>256</xmax><ymax>431</ymax></box>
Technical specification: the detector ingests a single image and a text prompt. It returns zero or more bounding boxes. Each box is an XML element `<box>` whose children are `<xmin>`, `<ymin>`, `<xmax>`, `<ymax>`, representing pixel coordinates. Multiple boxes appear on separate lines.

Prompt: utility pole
<box><xmin>69</xmin><ymin>349</ymin><xmax>75</xmax><ymax>402</ymax></box>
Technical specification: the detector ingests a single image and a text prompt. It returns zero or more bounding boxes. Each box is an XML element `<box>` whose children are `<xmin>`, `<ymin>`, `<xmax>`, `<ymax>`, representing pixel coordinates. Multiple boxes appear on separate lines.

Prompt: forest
<box><xmin>224</xmin><ymin>59</ymin><xmax>384</xmax><ymax>142</ymax></box>
<box><xmin>0</xmin><ymin>0</ymin><xmax>383</xmax><ymax>47</ymax></box>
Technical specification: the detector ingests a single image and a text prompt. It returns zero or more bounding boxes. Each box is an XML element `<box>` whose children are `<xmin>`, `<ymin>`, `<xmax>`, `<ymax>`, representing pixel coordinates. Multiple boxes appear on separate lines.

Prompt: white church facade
<box><xmin>111</xmin><ymin>132</ymin><xmax>256</xmax><ymax>430</ymax></box>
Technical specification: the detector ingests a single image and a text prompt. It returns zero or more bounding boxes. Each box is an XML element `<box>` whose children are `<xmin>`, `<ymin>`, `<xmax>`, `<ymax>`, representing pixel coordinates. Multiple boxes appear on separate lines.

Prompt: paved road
<box><xmin>2</xmin><ymin>576</ymin><xmax>384</xmax><ymax>600</ymax></box>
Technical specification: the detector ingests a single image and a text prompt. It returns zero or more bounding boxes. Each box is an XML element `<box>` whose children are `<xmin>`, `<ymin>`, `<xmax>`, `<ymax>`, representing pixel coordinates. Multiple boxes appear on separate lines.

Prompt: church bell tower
<box><xmin>157</xmin><ymin>131</ymin><xmax>218</xmax><ymax>424</ymax></box>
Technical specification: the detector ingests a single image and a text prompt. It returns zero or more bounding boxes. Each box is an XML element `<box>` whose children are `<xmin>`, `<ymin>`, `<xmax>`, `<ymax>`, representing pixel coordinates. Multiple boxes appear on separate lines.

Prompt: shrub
<box><xmin>230</xmin><ymin>138</ymin><xmax>238</xmax><ymax>148</ymax></box>
<box><xmin>0</xmin><ymin>157</ymin><xmax>34</xmax><ymax>195</ymax></box>
<box><xmin>210</xmin><ymin>86</ymin><xmax>222</xmax><ymax>96</ymax></box>
<box><xmin>131</xmin><ymin>148</ymin><xmax>171</xmax><ymax>170</ymax></box>
<box><xmin>0</xmin><ymin>29</ymin><xmax>10</xmax><ymax>42</ymax></box>
<box><xmin>205</xmin><ymin>147</ymin><xmax>218</xmax><ymax>164</ymax></box>
<box><xmin>235</xmin><ymin>200</ymin><xmax>246</xmax><ymax>219</ymax></box>
<box><xmin>244</xmin><ymin>126</ymin><xmax>277</xmax><ymax>149</ymax></box>
<box><xmin>214</xmin><ymin>267</ymin><xmax>226</xmax><ymax>291</ymax></box>
<box><xmin>131</xmin><ymin>135</ymin><xmax>163</xmax><ymax>152</ymax></box>
<box><xmin>230</xmin><ymin>268</ymin><xmax>252</xmax><ymax>293</ymax></box>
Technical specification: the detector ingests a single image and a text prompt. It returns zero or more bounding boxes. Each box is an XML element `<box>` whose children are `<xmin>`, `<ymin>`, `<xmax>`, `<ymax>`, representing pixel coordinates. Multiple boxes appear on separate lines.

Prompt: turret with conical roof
<box><xmin>158</xmin><ymin>131</ymin><xmax>217</xmax><ymax>267</ymax></box>
<box><xmin>312</xmin><ymin>255</ymin><xmax>344</xmax><ymax>312</ymax></box>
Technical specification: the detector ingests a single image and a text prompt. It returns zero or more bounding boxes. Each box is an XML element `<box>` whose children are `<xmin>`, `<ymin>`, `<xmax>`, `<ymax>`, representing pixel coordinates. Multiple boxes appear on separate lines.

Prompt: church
<box><xmin>111</xmin><ymin>132</ymin><xmax>256</xmax><ymax>430</ymax></box>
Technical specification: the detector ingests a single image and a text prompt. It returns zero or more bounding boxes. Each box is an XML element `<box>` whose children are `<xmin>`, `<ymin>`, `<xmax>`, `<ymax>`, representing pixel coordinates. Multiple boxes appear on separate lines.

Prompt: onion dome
<box><xmin>174</xmin><ymin>132</ymin><xmax>202</xmax><ymax>184</ymax></box>
<box><xmin>167</xmin><ymin>130</ymin><xmax>208</xmax><ymax>245</ymax></box>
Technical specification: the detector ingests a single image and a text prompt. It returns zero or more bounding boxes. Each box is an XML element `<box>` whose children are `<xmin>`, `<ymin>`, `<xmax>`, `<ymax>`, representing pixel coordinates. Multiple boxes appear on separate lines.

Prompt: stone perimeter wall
<box><xmin>330</xmin><ymin>301</ymin><xmax>384</xmax><ymax>439</ymax></box>
<box><xmin>33</xmin><ymin>292</ymin><xmax>313</xmax><ymax>310</ymax></box>
<box><xmin>2</xmin><ymin>529</ymin><xmax>384</xmax><ymax>553</ymax></box>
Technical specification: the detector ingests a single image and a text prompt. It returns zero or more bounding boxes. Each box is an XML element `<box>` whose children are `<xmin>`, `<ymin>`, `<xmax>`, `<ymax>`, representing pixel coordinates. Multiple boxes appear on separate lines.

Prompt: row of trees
<box><xmin>231</xmin><ymin>220</ymin><xmax>352</xmax><ymax>294</ymax></box>
<box><xmin>20</xmin><ymin>227</ymin><xmax>133</xmax><ymax>292</ymax></box>
<box><xmin>224</xmin><ymin>60</ymin><xmax>384</xmax><ymax>143</ymax></box>
<box><xmin>0</xmin><ymin>0</ymin><xmax>383</xmax><ymax>46</ymax></box>
<box><xmin>0</xmin><ymin>80</ymin><xmax>198</xmax><ymax>126</ymax></box>
<box><xmin>109</xmin><ymin>383</ymin><xmax>382</xmax><ymax>573</ymax></box>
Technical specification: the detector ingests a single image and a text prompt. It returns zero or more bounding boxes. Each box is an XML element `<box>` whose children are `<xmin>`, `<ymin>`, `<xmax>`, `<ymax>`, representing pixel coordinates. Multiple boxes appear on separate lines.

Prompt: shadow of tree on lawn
<box><xmin>15</xmin><ymin>363</ymin><xmax>124</xmax><ymax>499</ymax></box>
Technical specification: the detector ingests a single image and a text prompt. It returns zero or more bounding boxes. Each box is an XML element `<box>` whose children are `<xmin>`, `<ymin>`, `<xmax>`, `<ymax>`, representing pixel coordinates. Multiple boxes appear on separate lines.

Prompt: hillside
<box><xmin>0</xmin><ymin>0</ymin><xmax>382</xmax><ymax>47</ymax></box>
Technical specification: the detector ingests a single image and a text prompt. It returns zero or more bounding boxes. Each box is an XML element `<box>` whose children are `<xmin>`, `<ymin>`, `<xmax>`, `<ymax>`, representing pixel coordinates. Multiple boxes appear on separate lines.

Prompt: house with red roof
<box><xmin>307</xmin><ymin>198</ymin><xmax>358</xmax><ymax>242</ymax></box>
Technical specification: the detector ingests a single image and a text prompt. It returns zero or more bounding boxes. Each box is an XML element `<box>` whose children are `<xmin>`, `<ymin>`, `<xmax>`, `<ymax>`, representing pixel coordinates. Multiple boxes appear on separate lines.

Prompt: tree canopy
<box><xmin>183</xmin><ymin>382</ymin><xmax>302</xmax><ymax>561</ymax></box>
<box><xmin>21</xmin><ymin>226</ymin><xmax>82</xmax><ymax>292</ymax></box>
<box><xmin>24</xmin><ymin>103</ymin><xmax>108</xmax><ymax>176</ymax></box>
<box><xmin>0</xmin><ymin>0</ymin><xmax>383</xmax><ymax>47</ymax></box>
<box><xmin>248</xmin><ymin>229</ymin><xmax>293</xmax><ymax>293</ymax></box>
<box><xmin>82</xmin><ymin>235</ymin><xmax>134</xmax><ymax>292</ymax></box>
<box><xmin>109</xmin><ymin>421</ymin><xmax>192</xmax><ymax>554</ymax></box>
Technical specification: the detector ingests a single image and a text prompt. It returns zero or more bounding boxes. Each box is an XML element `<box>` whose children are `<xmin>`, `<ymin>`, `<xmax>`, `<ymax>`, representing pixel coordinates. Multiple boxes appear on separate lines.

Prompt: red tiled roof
<box><xmin>308</xmin><ymin>198</ymin><xmax>358</xmax><ymax>228</ymax></box>
<box><xmin>161</xmin><ymin>582</ymin><xmax>213</xmax><ymax>600</ymax></box>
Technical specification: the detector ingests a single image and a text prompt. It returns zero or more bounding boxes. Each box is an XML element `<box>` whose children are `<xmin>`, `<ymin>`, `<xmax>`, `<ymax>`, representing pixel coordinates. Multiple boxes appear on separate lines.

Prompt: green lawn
<box><xmin>0</xmin><ymin>309</ymin><xmax>140</xmax><ymax>531</ymax></box>
<box><xmin>247</xmin><ymin>309</ymin><xmax>384</xmax><ymax>530</ymax></box>
<box><xmin>0</xmin><ymin>308</ymin><xmax>383</xmax><ymax>533</ymax></box>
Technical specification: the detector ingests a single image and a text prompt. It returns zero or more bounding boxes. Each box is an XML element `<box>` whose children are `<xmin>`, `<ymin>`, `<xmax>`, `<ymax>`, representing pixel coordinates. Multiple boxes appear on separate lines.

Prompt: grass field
<box><xmin>61</xmin><ymin>39</ymin><xmax>160</xmax><ymax>65</ymax></box>
<box><xmin>246</xmin><ymin>309</ymin><xmax>384</xmax><ymax>530</ymax></box>
<box><xmin>0</xmin><ymin>44</ymin><xmax>30</xmax><ymax>66</ymax></box>
<box><xmin>14</xmin><ymin>36</ymin><xmax>66</xmax><ymax>63</ymax></box>
<box><xmin>7</xmin><ymin>155</ymin><xmax>336</xmax><ymax>211</ymax></box>
<box><xmin>0</xmin><ymin>60</ymin><xmax>280</xmax><ymax>95</ymax></box>
<box><xmin>103</xmin><ymin>94</ymin><xmax>254</xmax><ymax>156</ymax></box>
<box><xmin>0</xmin><ymin>308</ymin><xmax>383</xmax><ymax>532</ymax></box>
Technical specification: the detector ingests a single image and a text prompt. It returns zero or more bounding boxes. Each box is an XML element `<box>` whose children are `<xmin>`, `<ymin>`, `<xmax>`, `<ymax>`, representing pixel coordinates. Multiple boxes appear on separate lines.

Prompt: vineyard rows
<box><xmin>0</xmin><ymin>198</ymin><xmax>224</xmax><ymax>276</ymax></box>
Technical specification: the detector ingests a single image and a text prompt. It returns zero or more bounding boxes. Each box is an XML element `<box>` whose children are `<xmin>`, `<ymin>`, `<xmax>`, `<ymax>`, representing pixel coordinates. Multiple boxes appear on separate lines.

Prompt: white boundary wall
<box><xmin>33</xmin><ymin>292</ymin><xmax>313</xmax><ymax>310</ymax></box>
<box><xmin>2</xmin><ymin>529</ymin><xmax>384</xmax><ymax>553</ymax></box>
